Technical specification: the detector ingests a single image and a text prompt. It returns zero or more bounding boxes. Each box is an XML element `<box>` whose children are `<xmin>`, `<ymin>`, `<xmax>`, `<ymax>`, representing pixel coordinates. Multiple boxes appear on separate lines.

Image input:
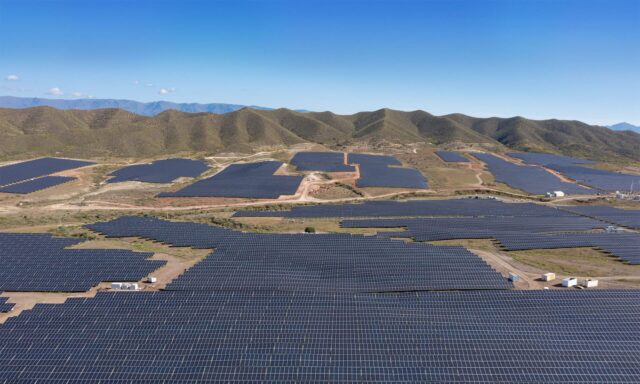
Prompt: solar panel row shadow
<box><xmin>1</xmin><ymin>290</ymin><xmax>640</xmax><ymax>383</ymax></box>
<box><xmin>108</xmin><ymin>158</ymin><xmax>209</xmax><ymax>183</ymax></box>
<box><xmin>473</xmin><ymin>153</ymin><xmax>594</xmax><ymax>195</ymax></box>
<box><xmin>0</xmin><ymin>233</ymin><xmax>165</xmax><ymax>292</ymax></box>
<box><xmin>0</xmin><ymin>157</ymin><xmax>95</xmax><ymax>187</ymax></box>
<box><xmin>0</xmin><ymin>176</ymin><xmax>76</xmax><ymax>194</ymax></box>
<box><xmin>348</xmin><ymin>153</ymin><xmax>428</xmax><ymax>189</ymax></box>
<box><xmin>233</xmin><ymin>198</ymin><xmax>574</xmax><ymax>218</ymax></box>
<box><xmin>87</xmin><ymin>216</ymin><xmax>512</xmax><ymax>292</ymax></box>
<box><xmin>436</xmin><ymin>151</ymin><xmax>470</xmax><ymax>162</ymax></box>
<box><xmin>509</xmin><ymin>152</ymin><xmax>640</xmax><ymax>192</ymax></box>
<box><xmin>290</xmin><ymin>152</ymin><xmax>356</xmax><ymax>172</ymax></box>
<box><xmin>158</xmin><ymin>161</ymin><xmax>303</xmax><ymax>198</ymax></box>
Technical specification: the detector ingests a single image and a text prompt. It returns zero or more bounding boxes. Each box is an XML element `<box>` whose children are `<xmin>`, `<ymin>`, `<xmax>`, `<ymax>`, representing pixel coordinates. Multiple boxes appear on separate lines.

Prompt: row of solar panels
<box><xmin>234</xmin><ymin>198</ymin><xmax>577</xmax><ymax>218</ymax></box>
<box><xmin>235</xmin><ymin>199</ymin><xmax>640</xmax><ymax>236</ymax></box>
<box><xmin>1</xmin><ymin>290</ymin><xmax>640</xmax><ymax>382</ymax></box>
<box><xmin>87</xmin><ymin>216</ymin><xmax>512</xmax><ymax>292</ymax></box>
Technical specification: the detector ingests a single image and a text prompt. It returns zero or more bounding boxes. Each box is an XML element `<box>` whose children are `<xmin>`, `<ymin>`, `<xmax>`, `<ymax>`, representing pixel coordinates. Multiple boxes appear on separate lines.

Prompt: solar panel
<box><xmin>347</xmin><ymin>153</ymin><xmax>428</xmax><ymax>189</ymax></box>
<box><xmin>509</xmin><ymin>152</ymin><xmax>640</xmax><ymax>192</ymax></box>
<box><xmin>108</xmin><ymin>158</ymin><xmax>209</xmax><ymax>183</ymax></box>
<box><xmin>0</xmin><ymin>233</ymin><xmax>165</xmax><ymax>292</ymax></box>
<box><xmin>290</xmin><ymin>152</ymin><xmax>356</xmax><ymax>172</ymax></box>
<box><xmin>0</xmin><ymin>157</ymin><xmax>95</xmax><ymax>187</ymax></box>
<box><xmin>234</xmin><ymin>198</ymin><xmax>574</xmax><ymax>218</ymax></box>
<box><xmin>87</xmin><ymin>216</ymin><xmax>512</xmax><ymax>292</ymax></box>
<box><xmin>473</xmin><ymin>153</ymin><xmax>594</xmax><ymax>195</ymax></box>
<box><xmin>436</xmin><ymin>151</ymin><xmax>470</xmax><ymax>162</ymax></box>
<box><xmin>1</xmin><ymin>289</ymin><xmax>640</xmax><ymax>382</ymax></box>
<box><xmin>158</xmin><ymin>161</ymin><xmax>304</xmax><ymax>198</ymax></box>
<box><xmin>0</xmin><ymin>176</ymin><xmax>76</xmax><ymax>194</ymax></box>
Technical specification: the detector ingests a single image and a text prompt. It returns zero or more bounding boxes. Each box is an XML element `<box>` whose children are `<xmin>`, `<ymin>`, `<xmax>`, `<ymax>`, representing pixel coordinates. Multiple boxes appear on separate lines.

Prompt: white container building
<box><xmin>562</xmin><ymin>277</ymin><xmax>578</xmax><ymax>287</ymax></box>
<box><xmin>583</xmin><ymin>279</ymin><xmax>599</xmax><ymax>288</ymax></box>
<box><xmin>541</xmin><ymin>273</ymin><xmax>556</xmax><ymax>282</ymax></box>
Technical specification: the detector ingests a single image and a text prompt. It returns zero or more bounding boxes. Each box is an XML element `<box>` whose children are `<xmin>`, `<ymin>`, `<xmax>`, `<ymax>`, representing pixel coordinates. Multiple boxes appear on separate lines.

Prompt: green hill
<box><xmin>0</xmin><ymin>106</ymin><xmax>638</xmax><ymax>162</ymax></box>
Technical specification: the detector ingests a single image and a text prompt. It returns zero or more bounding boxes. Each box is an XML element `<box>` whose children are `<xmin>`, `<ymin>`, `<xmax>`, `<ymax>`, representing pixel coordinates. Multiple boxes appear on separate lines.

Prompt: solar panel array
<box><xmin>559</xmin><ymin>205</ymin><xmax>640</xmax><ymax>229</ymax></box>
<box><xmin>108</xmin><ymin>158</ymin><xmax>209</xmax><ymax>183</ymax></box>
<box><xmin>495</xmin><ymin>232</ymin><xmax>640</xmax><ymax>264</ymax></box>
<box><xmin>509</xmin><ymin>152</ymin><xmax>640</xmax><ymax>192</ymax></box>
<box><xmin>290</xmin><ymin>152</ymin><xmax>355</xmax><ymax>172</ymax></box>
<box><xmin>348</xmin><ymin>153</ymin><xmax>428</xmax><ymax>189</ymax></box>
<box><xmin>337</xmin><ymin>204</ymin><xmax>640</xmax><ymax>264</ymax></box>
<box><xmin>2</xmin><ymin>290</ymin><xmax>640</xmax><ymax>383</ymax></box>
<box><xmin>158</xmin><ymin>161</ymin><xmax>303</xmax><ymax>199</ymax></box>
<box><xmin>0</xmin><ymin>296</ymin><xmax>12</xmax><ymax>313</ymax></box>
<box><xmin>0</xmin><ymin>157</ymin><xmax>94</xmax><ymax>187</ymax></box>
<box><xmin>342</xmin><ymin>215</ymin><xmax>605</xmax><ymax>242</ymax></box>
<box><xmin>435</xmin><ymin>151</ymin><xmax>470</xmax><ymax>162</ymax></box>
<box><xmin>473</xmin><ymin>153</ymin><xmax>594</xmax><ymax>195</ymax></box>
<box><xmin>0</xmin><ymin>176</ymin><xmax>75</xmax><ymax>194</ymax></box>
<box><xmin>87</xmin><ymin>216</ymin><xmax>512</xmax><ymax>292</ymax></box>
<box><xmin>233</xmin><ymin>198</ymin><xmax>573</xmax><ymax>218</ymax></box>
<box><xmin>0</xmin><ymin>233</ymin><xmax>165</xmax><ymax>292</ymax></box>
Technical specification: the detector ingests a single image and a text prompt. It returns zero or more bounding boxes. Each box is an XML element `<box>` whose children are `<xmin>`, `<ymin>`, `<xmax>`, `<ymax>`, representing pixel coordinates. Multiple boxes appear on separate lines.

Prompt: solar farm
<box><xmin>0</xmin><ymin>145</ymin><xmax>640</xmax><ymax>383</ymax></box>
<box><xmin>473</xmin><ymin>153</ymin><xmax>594</xmax><ymax>195</ymax></box>
<box><xmin>509</xmin><ymin>152</ymin><xmax>640</xmax><ymax>192</ymax></box>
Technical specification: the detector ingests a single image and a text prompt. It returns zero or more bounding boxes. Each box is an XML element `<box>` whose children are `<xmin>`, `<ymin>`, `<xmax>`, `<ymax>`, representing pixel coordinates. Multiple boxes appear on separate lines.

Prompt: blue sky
<box><xmin>0</xmin><ymin>0</ymin><xmax>638</xmax><ymax>125</ymax></box>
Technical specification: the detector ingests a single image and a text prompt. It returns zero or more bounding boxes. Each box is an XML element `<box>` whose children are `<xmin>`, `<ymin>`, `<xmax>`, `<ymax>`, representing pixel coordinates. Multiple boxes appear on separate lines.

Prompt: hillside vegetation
<box><xmin>0</xmin><ymin>106</ymin><xmax>639</xmax><ymax>161</ymax></box>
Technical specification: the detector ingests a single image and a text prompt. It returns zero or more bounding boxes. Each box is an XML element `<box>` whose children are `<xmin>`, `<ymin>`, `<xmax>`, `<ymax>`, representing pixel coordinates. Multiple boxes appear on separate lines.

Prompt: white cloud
<box><xmin>5</xmin><ymin>74</ymin><xmax>19</xmax><ymax>81</ymax></box>
<box><xmin>71</xmin><ymin>91</ymin><xmax>84</xmax><ymax>97</ymax></box>
<box><xmin>158</xmin><ymin>87</ymin><xmax>176</xmax><ymax>95</ymax></box>
<box><xmin>46</xmin><ymin>87</ymin><xmax>64</xmax><ymax>96</ymax></box>
<box><xmin>145</xmin><ymin>83</ymin><xmax>154</xmax><ymax>87</ymax></box>
<box><xmin>133</xmin><ymin>80</ymin><xmax>140</xmax><ymax>85</ymax></box>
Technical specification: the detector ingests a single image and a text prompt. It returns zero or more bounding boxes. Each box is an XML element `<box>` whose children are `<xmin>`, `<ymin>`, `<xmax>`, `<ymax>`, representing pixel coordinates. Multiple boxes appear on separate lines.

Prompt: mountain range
<box><xmin>0</xmin><ymin>96</ymin><xmax>271</xmax><ymax>116</ymax></box>
<box><xmin>609</xmin><ymin>122</ymin><xmax>640</xmax><ymax>133</ymax></box>
<box><xmin>1</xmin><ymin>106</ymin><xmax>639</xmax><ymax>162</ymax></box>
